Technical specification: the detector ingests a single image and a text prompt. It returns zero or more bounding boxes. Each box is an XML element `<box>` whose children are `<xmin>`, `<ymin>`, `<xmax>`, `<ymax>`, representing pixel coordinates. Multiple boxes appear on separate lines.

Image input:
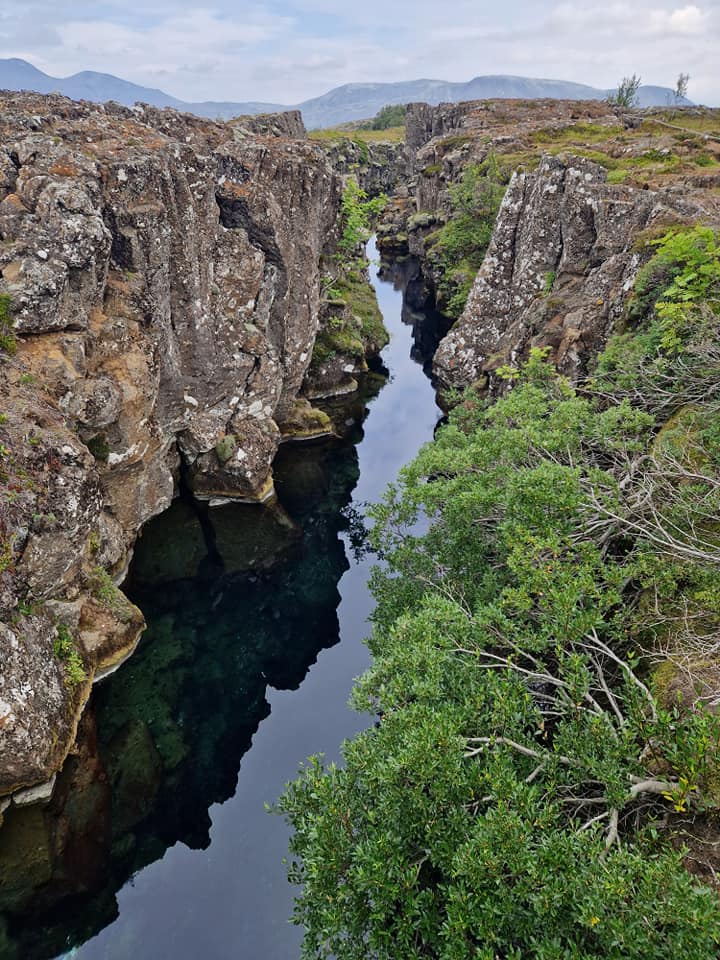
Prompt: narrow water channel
<box><xmin>0</xmin><ymin>242</ymin><xmax>445</xmax><ymax>960</ymax></box>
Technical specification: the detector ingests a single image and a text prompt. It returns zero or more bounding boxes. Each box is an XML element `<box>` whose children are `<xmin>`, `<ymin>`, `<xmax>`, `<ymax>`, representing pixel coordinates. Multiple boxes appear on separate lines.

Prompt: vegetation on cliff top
<box><xmin>281</xmin><ymin>225</ymin><xmax>720</xmax><ymax>957</ymax></box>
<box><xmin>308</xmin><ymin>126</ymin><xmax>405</xmax><ymax>146</ymax></box>
<box><xmin>359</xmin><ymin>104</ymin><xmax>407</xmax><ymax>131</ymax></box>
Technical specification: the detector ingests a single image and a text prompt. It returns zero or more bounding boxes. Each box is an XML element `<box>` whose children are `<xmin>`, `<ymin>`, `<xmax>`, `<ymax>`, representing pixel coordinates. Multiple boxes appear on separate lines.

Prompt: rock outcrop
<box><xmin>379</xmin><ymin>97</ymin><xmax>720</xmax><ymax>394</ymax></box>
<box><xmin>0</xmin><ymin>92</ymin><xmax>344</xmax><ymax>800</ymax></box>
<box><xmin>433</xmin><ymin>154</ymin><xmax>712</xmax><ymax>392</ymax></box>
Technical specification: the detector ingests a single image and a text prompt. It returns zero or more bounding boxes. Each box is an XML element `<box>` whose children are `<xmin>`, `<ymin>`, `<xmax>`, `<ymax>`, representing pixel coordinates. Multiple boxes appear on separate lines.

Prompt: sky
<box><xmin>0</xmin><ymin>0</ymin><xmax>718</xmax><ymax>105</ymax></box>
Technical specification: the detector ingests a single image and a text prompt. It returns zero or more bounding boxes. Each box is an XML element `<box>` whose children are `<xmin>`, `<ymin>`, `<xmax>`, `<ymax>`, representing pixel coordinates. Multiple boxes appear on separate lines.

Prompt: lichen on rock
<box><xmin>0</xmin><ymin>90</ymin><xmax>347</xmax><ymax>800</ymax></box>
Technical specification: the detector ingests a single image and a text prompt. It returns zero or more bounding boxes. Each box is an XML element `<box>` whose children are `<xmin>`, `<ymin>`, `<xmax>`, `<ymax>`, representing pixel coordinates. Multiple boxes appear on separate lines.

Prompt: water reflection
<box><xmin>0</xmin><ymin>247</ymin><xmax>444</xmax><ymax>960</ymax></box>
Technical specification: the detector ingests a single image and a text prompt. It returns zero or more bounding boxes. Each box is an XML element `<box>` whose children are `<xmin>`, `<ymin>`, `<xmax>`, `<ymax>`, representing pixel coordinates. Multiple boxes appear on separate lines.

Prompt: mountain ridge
<box><xmin>0</xmin><ymin>57</ymin><xmax>694</xmax><ymax>128</ymax></box>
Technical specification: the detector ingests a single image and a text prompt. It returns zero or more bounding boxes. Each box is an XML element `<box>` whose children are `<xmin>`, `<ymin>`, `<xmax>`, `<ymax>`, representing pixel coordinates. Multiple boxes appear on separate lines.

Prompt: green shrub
<box><xmin>428</xmin><ymin>154</ymin><xmax>506</xmax><ymax>317</ymax></box>
<box><xmin>338</xmin><ymin>178</ymin><xmax>387</xmax><ymax>263</ymax></box>
<box><xmin>280</xmin><ymin>226</ymin><xmax>720</xmax><ymax>958</ymax></box>
<box><xmin>53</xmin><ymin>624</ymin><xmax>87</xmax><ymax>688</ymax></box>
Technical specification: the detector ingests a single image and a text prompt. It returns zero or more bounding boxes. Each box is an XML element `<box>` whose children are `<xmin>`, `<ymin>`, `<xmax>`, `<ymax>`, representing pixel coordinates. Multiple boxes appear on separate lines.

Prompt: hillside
<box><xmin>0</xmin><ymin>58</ymin><xmax>693</xmax><ymax>128</ymax></box>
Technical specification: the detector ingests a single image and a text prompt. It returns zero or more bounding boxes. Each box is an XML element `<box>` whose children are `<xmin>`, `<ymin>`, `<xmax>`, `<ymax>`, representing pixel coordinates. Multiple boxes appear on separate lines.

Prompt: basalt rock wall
<box><xmin>0</xmin><ymin>92</ymin><xmax>342</xmax><ymax>801</ymax></box>
<box><xmin>432</xmin><ymin>154</ymin><xmax>711</xmax><ymax>393</ymax></box>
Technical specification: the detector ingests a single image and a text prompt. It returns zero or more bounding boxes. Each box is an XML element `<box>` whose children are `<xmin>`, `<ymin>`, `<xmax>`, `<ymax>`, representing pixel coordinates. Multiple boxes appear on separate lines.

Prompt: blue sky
<box><xmin>0</xmin><ymin>1</ymin><xmax>718</xmax><ymax>104</ymax></box>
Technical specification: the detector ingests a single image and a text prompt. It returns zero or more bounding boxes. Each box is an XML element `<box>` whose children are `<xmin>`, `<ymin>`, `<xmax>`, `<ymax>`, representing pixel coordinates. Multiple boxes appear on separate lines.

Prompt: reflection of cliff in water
<box><xmin>377</xmin><ymin>257</ymin><xmax>452</xmax><ymax>377</ymax></box>
<box><xmin>0</xmin><ymin>386</ymin><xmax>379</xmax><ymax>960</ymax></box>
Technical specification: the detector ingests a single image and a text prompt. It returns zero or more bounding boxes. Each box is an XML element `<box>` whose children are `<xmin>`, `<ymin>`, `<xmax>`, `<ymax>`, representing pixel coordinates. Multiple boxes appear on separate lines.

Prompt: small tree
<box><xmin>609</xmin><ymin>74</ymin><xmax>642</xmax><ymax>109</ymax></box>
<box><xmin>674</xmin><ymin>72</ymin><xmax>690</xmax><ymax>104</ymax></box>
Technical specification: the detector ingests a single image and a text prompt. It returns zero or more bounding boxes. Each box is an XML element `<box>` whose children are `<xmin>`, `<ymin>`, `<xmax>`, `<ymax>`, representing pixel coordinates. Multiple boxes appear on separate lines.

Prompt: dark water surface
<box><xmin>0</xmin><ymin>242</ymin><xmax>445</xmax><ymax>959</ymax></box>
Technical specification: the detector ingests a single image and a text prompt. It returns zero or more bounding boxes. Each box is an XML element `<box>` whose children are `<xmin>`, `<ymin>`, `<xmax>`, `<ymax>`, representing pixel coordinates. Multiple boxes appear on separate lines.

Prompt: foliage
<box><xmin>594</xmin><ymin>225</ymin><xmax>720</xmax><ymax>402</ymax></box>
<box><xmin>280</xmin><ymin>227</ymin><xmax>720</xmax><ymax>958</ymax></box>
<box><xmin>0</xmin><ymin>294</ymin><xmax>15</xmax><ymax>356</ymax></box>
<box><xmin>608</xmin><ymin>74</ymin><xmax>642</xmax><ymax>109</ymax></box>
<box><xmin>53</xmin><ymin>623</ymin><xmax>87</xmax><ymax>688</ymax></box>
<box><xmin>359</xmin><ymin>103</ymin><xmax>407</xmax><ymax>131</ymax></box>
<box><xmin>338</xmin><ymin>178</ymin><xmax>387</xmax><ymax>263</ymax></box>
<box><xmin>673</xmin><ymin>73</ymin><xmax>690</xmax><ymax>104</ymax></box>
<box><xmin>428</xmin><ymin>155</ymin><xmax>506</xmax><ymax>318</ymax></box>
<box><xmin>310</xmin><ymin>267</ymin><xmax>388</xmax><ymax>372</ymax></box>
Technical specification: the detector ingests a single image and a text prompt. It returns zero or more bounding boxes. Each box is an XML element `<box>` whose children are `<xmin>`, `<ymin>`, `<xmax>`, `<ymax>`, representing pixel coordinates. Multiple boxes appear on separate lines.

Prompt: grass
<box><xmin>531</xmin><ymin>122</ymin><xmax>625</xmax><ymax>146</ymax></box>
<box><xmin>428</xmin><ymin>109</ymin><xmax>720</xmax><ymax>195</ymax></box>
<box><xmin>308</xmin><ymin>126</ymin><xmax>405</xmax><ymax>145</ymax></box>
<box><xmin>649</xmin><ymin>110</ymin><xmax>720</xmax><ymax>137</ymax></box>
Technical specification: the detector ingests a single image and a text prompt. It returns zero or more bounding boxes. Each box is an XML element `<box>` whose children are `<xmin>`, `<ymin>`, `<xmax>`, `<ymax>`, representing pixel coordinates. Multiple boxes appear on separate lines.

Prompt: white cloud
<box><xmin>651</xmin><ymin>4</ymin><xmax>708</xmax><ymax>34</ymax></box>
<box><xmin>0</xmin><ymin>0</ymin><xmax>717</xmax><ymax>104</ymax></box>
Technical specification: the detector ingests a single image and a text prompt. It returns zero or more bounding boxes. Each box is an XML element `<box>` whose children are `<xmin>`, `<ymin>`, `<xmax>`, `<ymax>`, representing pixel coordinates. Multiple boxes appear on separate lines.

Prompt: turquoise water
<box><xmin>0</xmin><ymin>244</ymin><xmax>444</xmax><ymax>960</ymax></box>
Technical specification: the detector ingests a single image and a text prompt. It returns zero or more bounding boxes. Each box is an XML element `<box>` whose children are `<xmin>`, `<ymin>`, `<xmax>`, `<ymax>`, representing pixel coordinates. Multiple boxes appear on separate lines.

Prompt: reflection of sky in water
<box><xmin>48</xmin><ymin>243</ymin><xmax>442</xmax><ymax>960</ymax></box>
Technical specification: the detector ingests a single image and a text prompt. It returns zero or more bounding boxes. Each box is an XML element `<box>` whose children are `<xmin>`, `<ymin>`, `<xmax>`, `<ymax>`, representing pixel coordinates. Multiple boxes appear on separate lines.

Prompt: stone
<box><xmin>12</xmin><ymin>774</ymin><xmax>57</xmax><ymax>806</ymax></box>
<box><xmin>0</xmin><ymin>90</ymin><xmax>345</xmax><ymax>799</ymax></box>
<box><xmin>432</xmin><ymin>154</ymin><xmax>710</xmax><ymax>394</ymax></box>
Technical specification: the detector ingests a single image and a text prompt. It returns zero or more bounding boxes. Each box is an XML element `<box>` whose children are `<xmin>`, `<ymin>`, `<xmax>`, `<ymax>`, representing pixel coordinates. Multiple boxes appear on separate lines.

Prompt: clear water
<box><xmin>0</xmin><ymin>242</ymin><xmax>444</xmax><ymax>960</ymax></box>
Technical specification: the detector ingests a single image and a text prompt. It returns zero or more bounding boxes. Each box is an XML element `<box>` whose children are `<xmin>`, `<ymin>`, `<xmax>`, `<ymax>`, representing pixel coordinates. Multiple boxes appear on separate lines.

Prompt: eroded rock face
<box><xmin>432</xmin><ymin>154</ymin><xmax>710</xmax><ymax>394</ymax></box>
<box><xmin>0</xmin><ymin>92</ymin><xmax>343</xmax><ymax>798</ymax></box>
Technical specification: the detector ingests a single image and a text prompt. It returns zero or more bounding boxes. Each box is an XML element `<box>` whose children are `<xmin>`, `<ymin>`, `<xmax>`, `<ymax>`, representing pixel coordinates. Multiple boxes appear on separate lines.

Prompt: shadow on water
<box><xmin>0</xmin><ymin>244</ymin><xmax>445</xmax><ymax>960</ymax></box>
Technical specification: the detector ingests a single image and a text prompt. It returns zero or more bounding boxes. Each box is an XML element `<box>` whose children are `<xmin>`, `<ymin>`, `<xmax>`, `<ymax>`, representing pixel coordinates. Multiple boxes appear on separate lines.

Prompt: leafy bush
<box><xmin>428</xmin><ymin>155</ymin><xmax>506</xmax><ymax>318</ymax></box>
<box><xmin>280</xmin><ymin>228</ymin><xmax>720</xmax><ymax>958</ymax></box>
<box><xmin>338</xmin><ymin>178</ymin><xmax>387</xmax><ymax>263</ymax></box>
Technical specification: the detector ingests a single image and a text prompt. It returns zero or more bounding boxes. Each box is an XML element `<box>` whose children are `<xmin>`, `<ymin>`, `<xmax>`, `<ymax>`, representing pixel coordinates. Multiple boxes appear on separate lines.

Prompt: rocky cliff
<box><xmin>380</xmin><ymin>98</ymin><xmax>720</xmax><ymax>393</ymax></box>
<box><xmin>433</xmin><ymin>153</ymin><xmax>713</xmax><ymax>393</ymax></box>
<box><xmin>0</xmin><ymin>93</ymin><xmax>345</xmax><ymax>802</ymax></box>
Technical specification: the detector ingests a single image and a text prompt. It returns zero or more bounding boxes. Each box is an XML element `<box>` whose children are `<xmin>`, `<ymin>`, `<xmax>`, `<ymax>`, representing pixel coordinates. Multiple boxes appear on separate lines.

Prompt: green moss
<box><xmin>86</xmin><ymin>434</ymin><xmax>110</xmax><ymax>462</ymax></box>
<box><xmin>436</xmin><ymin>134</ymin><xmax>472</xmax><ymax>156</ymax></box>
<box><xmin>421</xmin><ymin>163</ymin><xmax>442</xmax><ymax>177</ymax></box>
<box><xmin>310</xmin><ymin>269</ymin><xmax>389</xmax><ymax>372</ymax></box>
<box><xmin>407</xmin><ymin>211</ymin><xmax>436</xmax><ymax>231</ymax></box>
<box><xmin>0</xmin><ymin>294</ymin><xmax>15</xmax><ymax>356</ymax></box>
<box><xmin>215</xmin><ymin>434</ymin><xmax>237</xmax><ymax>464</ymax></box>
<box><xmin>335</xmin><ymin>271</ymin><xmax>389</xmax><ymax>354</ymax></box>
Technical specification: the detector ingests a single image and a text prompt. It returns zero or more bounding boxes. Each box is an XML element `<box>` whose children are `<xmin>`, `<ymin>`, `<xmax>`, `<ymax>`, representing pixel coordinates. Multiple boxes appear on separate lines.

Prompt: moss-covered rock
<box><xmin>277</xmin><ymin>399</ymin><xmax>334</xmax><ymax>441</ymax></box>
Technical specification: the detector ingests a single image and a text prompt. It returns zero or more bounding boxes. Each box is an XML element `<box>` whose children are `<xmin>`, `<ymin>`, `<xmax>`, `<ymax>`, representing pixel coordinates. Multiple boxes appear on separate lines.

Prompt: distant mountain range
<box><xmin>0</xmin><ymin>58</ymin><xmax>693</xmax><ymax>129</ymax></box>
